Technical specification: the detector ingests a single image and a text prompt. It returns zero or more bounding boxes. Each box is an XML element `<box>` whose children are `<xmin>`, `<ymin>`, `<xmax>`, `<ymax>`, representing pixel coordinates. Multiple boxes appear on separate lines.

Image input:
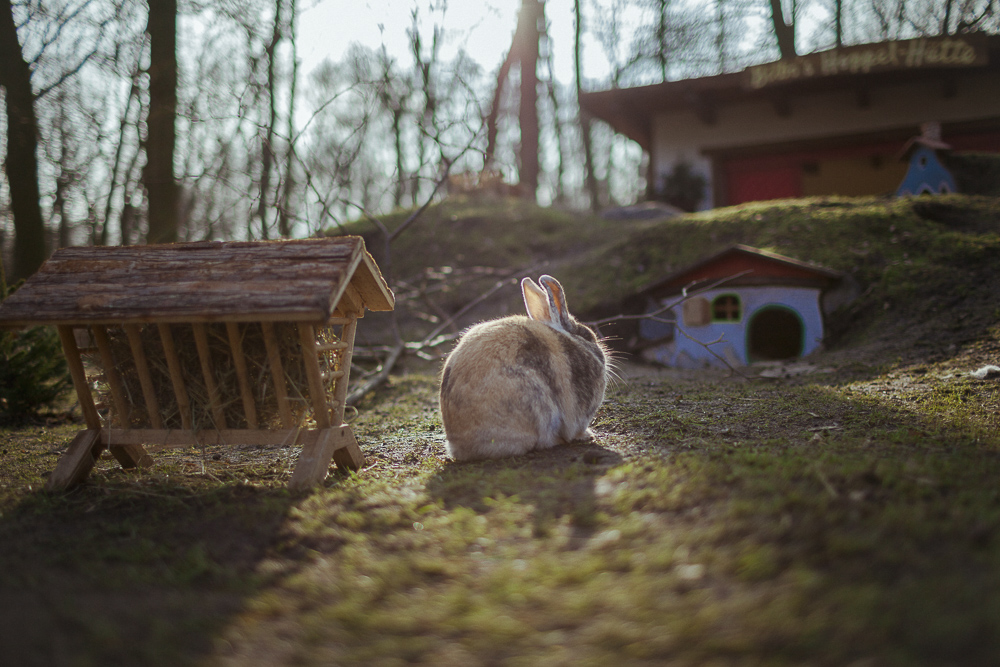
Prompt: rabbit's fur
<box><xmin>439</xmin><ymin>275</ymin><xmax>607</xmax><ymax>461</ymax></box>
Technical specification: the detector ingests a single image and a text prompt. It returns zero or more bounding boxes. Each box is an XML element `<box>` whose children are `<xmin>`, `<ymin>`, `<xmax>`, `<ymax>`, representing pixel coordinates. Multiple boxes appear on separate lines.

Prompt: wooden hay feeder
<box><xmin>0</xmin><ymin>236</ymin><xmax>394</xmax><ymax>491</ymax></box>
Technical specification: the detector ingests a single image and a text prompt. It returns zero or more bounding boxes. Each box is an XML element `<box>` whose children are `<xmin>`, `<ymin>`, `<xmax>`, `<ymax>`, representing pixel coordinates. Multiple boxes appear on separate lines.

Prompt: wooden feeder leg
<box><xmin>104</xmin><ymin>432</ymin><xmax>155</xmax><ymax>470</ymax></box>
<box><xmin>57</xmin><ymin>325</ymin><xmax>101</xmax><ymax>430</ymax></box>
<box><xmin>66</xmin><ymin>325</ymin><xmax>152</xmax><ymax>470</ymax></box>
<box><xmin>288</xmin><ymin>426</ymin><xmax>363</xmax><ymax>491</ymax></box>
<box><xmin>330</xmin><ymin>316</ymin><xmax>364</xmax><ymax>472</ymax></box>
<box><xmin>45</xmin><ymin>429</ymin><xmax>105</xmax><ymax>492</ymax></box>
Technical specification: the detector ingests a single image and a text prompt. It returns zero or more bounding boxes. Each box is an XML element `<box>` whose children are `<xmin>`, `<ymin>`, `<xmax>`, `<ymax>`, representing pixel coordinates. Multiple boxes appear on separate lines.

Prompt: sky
<box><xmin>296</xmin><ymin>0</ymin><xmax>614</xmax><ymax>86</ymax></box>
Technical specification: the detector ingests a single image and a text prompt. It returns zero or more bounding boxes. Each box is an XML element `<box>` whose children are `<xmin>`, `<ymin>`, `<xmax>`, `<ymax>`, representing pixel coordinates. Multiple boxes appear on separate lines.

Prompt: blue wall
<box><xmin>641</xmin><ymin>286</ymin><xmax>826</xmax><ymax>368</ymax></box>
<box><xmin>896</xmin><ymin>146</ymin><xmax>957</xmax><ymax>196</ymax></box>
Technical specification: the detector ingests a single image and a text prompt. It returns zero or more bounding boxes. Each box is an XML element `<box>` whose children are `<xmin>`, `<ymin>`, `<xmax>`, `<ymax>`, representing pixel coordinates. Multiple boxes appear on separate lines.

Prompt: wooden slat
<box><xmin>57</xmin><ymin>326</ymin><xmax>102</xmax><ymax>429</ymax></box>
<box><xmin>330</xmin><ymin>316</ymin><xmax>359</xmax><ymax>427</ymax></box>
<box><xmin>124</xmin><ymin>324</ymin><xmax>163</xmax><ymax>429</ymax></box>
<box><xmin>261</xmin><ymin>322</ymin><xmax>295</xmax><ymax>428</ymax></box>
<box><xmin>157</xmin><ymin>324</ymin><xmax>194</xmax><ymax>430</ymax></box>
<box><xmin>101</xmin><ymin>428</ymin><xmax>320</xmax><ymax>448</ymax></box>
<box><xmin>108</xmin><ymin>443</ymin><xmax>154</xmax><ymax>469</ymax></box>
<box><xmin>192</xmin><ymin>323</ymin><xmax>228</xmax><ymax>429</ymax></box>
<box><xmin>317</xmin><ymin>341</ymin><xmax>348</xmax><ymax>352</ymax></box>
<box><xmin>297</xmin><ymin>323</ymin><xmax>331</xmax><ymax>429</ymax></box>
<box><xmin>226</xmin><ymin>322</ymin><xmax>258</xmax><ymax>428</ymax></box>
<box><xmin>92</xmin><ymin>325</ymin><xmax>130</xmax><ymax>427</ymax></box>
<box><xmin>45</xmin><ymin>429</ymin><xmax>104</xmax><ymax>491</ymax></box>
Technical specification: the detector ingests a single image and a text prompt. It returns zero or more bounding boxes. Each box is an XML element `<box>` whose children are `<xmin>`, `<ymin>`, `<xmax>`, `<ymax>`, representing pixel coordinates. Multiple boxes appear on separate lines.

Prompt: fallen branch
<box><xmin>345</xmin><ymin>342</ymin><xmax>406</xmax><ymax>406</ymax></box>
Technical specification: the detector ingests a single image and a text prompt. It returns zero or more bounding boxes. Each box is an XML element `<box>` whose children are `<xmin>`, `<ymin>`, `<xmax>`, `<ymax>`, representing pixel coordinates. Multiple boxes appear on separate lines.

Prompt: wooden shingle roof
<box><xmin>0</xmin><ymin>236</ymin><xmax>394</xmax><ymax>327</ymax></box>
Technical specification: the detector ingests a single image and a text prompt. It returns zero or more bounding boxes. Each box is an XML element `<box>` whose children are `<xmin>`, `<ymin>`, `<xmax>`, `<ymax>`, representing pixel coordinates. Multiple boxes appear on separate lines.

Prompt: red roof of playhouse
<box><xmin>641</xmin><ymin>245</ymin><xmax>844</xmax><ymax>298</ymax></box>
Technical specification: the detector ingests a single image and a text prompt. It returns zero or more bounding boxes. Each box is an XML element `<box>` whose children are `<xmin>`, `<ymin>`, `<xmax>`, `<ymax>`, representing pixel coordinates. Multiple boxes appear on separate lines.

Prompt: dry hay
<box><xmin>84</xmin><ymin>322</ymin><xmax>345</xmax><ymax>430</ymax></box>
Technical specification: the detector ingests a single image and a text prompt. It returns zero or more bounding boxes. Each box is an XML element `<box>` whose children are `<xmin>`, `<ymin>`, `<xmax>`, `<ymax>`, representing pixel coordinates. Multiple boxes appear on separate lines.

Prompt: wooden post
<box><xmin>91</xmin><ymin>326</ymin><xmax>154</xmax><ymax>469</ymax></box>
<box><xmin>329</xmin><ymin>316</ymin><xmax>364</xmax><ymax>471</ymax></box>
<box><xmin>124</xmin><ymin>324</ymin><xmax>163</xmax><ymax>429</ymax></box>
<box><xmin>57</xmin><ymin>325</ymin><xmax>102</xmax><ymax>429</ymax></box>
<box><xmin>226</xmin><ymin>322</ymin><xmax>258</xmax><ymax>428</ymax></box>
<box><xmin>261</xmin><ymin>321</ymin><xmax>295</xmax><ymax>428</ymax></box>
<box><xmin>45</xmin><ymin>429</ymin><xmax>105</xmax><ymax>491</ymax></box>
<box><xmin>157</xmin><ymin>323</ymin><xmax>194</xmax><ymax>430</ymax></box>
<box><xmin>192</xmin><ymin>323</ymin><xmax>227</xmax><ymax>429</ymax></box>
<box><xmin>289</xmin><ymin>426</ymin><xmax>363</xmax><ymax>491</ymax></box>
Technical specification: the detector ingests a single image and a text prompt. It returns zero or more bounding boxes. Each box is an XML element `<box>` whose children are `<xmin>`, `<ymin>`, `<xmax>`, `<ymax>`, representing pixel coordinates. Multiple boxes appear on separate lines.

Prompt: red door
<box><xmin>726</xmin><ymin>162</ymin><xmax>801</xmax><ymax>205</ymax></box>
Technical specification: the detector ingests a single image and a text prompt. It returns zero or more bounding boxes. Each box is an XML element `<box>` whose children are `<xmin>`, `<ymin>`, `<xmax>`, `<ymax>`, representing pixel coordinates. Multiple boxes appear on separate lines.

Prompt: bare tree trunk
<box><xmin>53</xmin><ymin>91</ymin><xmax>73</xmax><ymax>249</ymax></box>
<box><xmin>768</xmin><ymin>0</ymin><xmax>796</xmax><ymax>59</ymax></box>
<box><xmin>102</xmin><ymin>68</ymin><xmax>142</xmax><ymax>246</ymax></box>
<box><xmin>144</xmin><ymin>0</ymin><xmax>179</xmax><ymax>244</ymax></box>
<box><xmin>518</xmin><ymin>0</ymin><xmax>542</xmax><ymax>203</ymax></box>
<box><xmin>544</xmin><ymin>77</ymin><xmax>567</xmax><ymax>204</ymax></box>
<box><xmin>942</xmin><ymin>0</ymin><xmax>954</xmax><ymax>34</ymax></box>
<box><xmin>258</xmin><ymin>0</ymin><xmax>284</xmax><ymax>240</ymax></box>
<box><xmin>716</xmin><ymin>0</ymin><xmax>728</xmax><ymax>73</ymax></box>
<box><xmin>0</xmin><ymin>0</ymin><xmax>47</xmax><ymax>279</ymax></box>
<box><xmin>409</xmin><ymin>17</ymin><xmax>441</xmax><ymax>206</ymax></box>
<box><xmin>278</xmin><ymin>0</ymin><xmax>297</xmax><ymax>238</ymax></box>
<box><xmin>574</xmin><ymin>0</ymin><xmax>600</xmax><ymax>211</ymax></box>
<box><xmin>540</xmin><ymin>13</ymin><xmax>566</xmax><ymax>204</ymax></box>
<box><xmin>484</xmin><ymin>50</ymin><xmax>514</xmax><ymax>172</ymax></box>
<box><xmin>834</xmin><ymin>0</ymin><xmax>843</xmax><ymax>47</ymax></box>
<box><xmin>656</xmin><ymin>0</ymin><xmax>669</xmax><ymax>81</ymax></box>
<box><xmin>377</xmin><ymin>47</ymin><xmax>408</xmax><ymax>209</ymax></box>
<box><xmin>391</xmin><ymin>107</ymin><xmax>405</xmax><ymax>207</ymax></box>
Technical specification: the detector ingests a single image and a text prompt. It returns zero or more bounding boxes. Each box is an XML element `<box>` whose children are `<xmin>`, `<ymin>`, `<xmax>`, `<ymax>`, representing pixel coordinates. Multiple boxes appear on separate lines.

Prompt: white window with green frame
<box><xmin>711</xmin><ymin>294</ymin><xmax>741</xmax><ymax>322</ymax></box>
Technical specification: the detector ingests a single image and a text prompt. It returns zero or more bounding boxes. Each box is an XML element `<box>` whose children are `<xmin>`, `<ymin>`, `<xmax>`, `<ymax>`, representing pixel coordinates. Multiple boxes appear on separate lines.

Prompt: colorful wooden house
<box><xmin>0</xmin><ymin>236</ymin><xmax>394</xmax><ymax>491</ymax></box>
<box><xmin>580</xmin><ymin>33</ymin><xmax>1000</xmax><ymax>208</ymax></box>
<box><xmin>896</xmin><ymin>123</ymin><xmax>958</xmax><ymax>196</ymax></box>
<box><xmin>634</xmin><ymin>245</ymin><xmax>844</xmax><ymax>368</ymax></box>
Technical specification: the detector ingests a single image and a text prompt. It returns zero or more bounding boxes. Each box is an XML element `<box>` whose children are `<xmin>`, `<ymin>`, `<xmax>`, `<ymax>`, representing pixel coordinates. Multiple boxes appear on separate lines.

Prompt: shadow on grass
<box><xmin>425</xmin><ymin>441</ymin><xmax>623</xmax><ymax>536</ymax></box>
<box><xmin>0</xmin><ymin>481</ymin><xmax>297</xmax><ymax>667</ymax></box>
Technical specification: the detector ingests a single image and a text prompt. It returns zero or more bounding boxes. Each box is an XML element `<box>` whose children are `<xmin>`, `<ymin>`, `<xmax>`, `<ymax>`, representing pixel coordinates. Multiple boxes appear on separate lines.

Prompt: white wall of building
<box><xmin>650</xmin><ymin>70</ymin><xmax>1000</xmax><ymax>209</ymax></box>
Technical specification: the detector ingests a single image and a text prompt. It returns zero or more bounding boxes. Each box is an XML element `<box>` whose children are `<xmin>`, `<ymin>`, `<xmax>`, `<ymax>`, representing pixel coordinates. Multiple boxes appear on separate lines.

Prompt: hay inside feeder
<box><xmin>85</xmin><ymin>322</ymin><xmax>346</xmax><ymax>430</ymax></box>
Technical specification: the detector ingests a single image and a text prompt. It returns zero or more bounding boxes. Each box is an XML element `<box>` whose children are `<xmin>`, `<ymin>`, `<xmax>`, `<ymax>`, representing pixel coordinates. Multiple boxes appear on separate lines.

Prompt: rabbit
<box><xmin>439</xmin><ymin>275</ymin><xmax>608</xmax><ymax>461</ymax></box>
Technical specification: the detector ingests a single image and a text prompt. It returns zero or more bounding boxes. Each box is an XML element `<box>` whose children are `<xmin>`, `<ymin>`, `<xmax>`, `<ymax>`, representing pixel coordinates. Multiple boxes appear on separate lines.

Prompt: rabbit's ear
<box><xmin>540</xmin><ymin>275</ymin><xmax>572</xmax><ymax>330</ymax></box>
<box><xmin>522</xmin><ymin>277</ymin><xmax>555</xmax><ymax>324</ymax></box>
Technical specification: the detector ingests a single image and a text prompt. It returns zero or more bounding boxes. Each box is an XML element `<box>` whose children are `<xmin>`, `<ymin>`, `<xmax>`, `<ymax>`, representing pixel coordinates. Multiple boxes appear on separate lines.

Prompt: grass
<box><xmin>2</xmin><ymin>194</ymin><xmax>1000</xmax><ymax>665</ymax></box>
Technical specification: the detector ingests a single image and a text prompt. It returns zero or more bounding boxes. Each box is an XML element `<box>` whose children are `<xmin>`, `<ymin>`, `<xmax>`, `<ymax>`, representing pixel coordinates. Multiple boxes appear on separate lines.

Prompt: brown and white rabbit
<box><xmin>439</xmin><ymin>275</ymin><xmax>608</xmax><ymax>461</ymax></box>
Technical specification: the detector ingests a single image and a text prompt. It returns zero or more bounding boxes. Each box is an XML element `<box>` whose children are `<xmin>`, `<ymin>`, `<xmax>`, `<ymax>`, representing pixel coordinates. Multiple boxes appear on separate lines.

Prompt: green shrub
<box><xmin>0</xmin><ymin>275</ymin><xmax>72</xmax><ymax>422</ymax></box>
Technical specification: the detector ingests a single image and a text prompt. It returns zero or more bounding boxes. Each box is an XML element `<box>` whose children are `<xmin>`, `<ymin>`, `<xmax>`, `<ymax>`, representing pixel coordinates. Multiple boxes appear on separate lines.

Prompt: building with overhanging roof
<box><xmin>579</xmin><ymin>33</ymin><xmax>1000</xmax><ymax>209</ymax></box>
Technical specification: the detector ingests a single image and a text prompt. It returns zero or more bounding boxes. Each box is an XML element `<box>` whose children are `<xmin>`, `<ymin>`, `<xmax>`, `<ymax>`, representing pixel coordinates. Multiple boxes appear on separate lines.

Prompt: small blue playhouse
<box><xmin>635</xmin><ymin>246</ymin><xmax>845</xmax><ymax>368</ymax></box>
<box><xmin>897</xmin><ymin>123</ymin><xmax>958</xmax><ymax>197</ymax></box>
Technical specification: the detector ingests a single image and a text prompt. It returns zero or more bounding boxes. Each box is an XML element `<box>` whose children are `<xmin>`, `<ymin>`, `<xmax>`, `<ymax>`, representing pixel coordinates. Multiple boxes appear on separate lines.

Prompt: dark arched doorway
<box><xmin>747</xmin><ymin>306</ymin><xmax>803</xmax><ymax>362</ymax></box>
